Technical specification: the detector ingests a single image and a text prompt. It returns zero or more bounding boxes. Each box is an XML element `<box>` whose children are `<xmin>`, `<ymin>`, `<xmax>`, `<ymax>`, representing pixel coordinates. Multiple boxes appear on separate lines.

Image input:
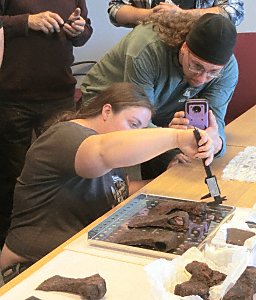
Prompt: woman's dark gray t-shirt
<box><xmin>6</xmin><ymin>122</ymin><xmax>128</xmax><ymax>261</ymax></box>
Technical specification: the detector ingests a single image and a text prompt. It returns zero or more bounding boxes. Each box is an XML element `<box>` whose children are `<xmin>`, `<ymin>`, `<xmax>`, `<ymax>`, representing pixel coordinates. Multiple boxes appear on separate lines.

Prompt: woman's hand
<box><xmin>205</xmin><ymin>110</ymin><xmax>223</xmax><ymax>155</ymax></box>
<box><xmin>170</xmin><ymin>110</ymin><xmax>222</xmax><ymax>155</ymax></box>
<box><xmin>177</xmin><ymin>129</ymin><xmax>214</xmax><ymax>166</ymax></box>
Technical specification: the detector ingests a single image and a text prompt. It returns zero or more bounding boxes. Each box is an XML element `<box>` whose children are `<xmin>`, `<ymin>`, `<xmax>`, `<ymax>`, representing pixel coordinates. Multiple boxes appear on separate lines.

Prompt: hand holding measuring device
<box><xmin>193</xmin><ymin>128</ymin><xmax>227</xmax><ymax>206</ymax></box>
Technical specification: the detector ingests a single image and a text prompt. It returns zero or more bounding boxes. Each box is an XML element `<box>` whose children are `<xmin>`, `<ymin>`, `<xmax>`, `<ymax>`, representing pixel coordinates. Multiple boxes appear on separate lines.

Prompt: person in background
<box><xmin>0</xmin><ymin>83</ymin><xmax>214</xmax><ymax>283</ymax></box>
<box><xmin>81</xmin><ymin>12</ymin><xmax>238</xmax><ymax>180</ymax></box>
<box><xmin>0</xmin><ymin>1</ymin><xmax>93</xmax><ymax>250</ymax></box>
<box><xmin>108</xmin><ymin>0</ymin><xmax>244</xmax><ymax>28</ymax></box>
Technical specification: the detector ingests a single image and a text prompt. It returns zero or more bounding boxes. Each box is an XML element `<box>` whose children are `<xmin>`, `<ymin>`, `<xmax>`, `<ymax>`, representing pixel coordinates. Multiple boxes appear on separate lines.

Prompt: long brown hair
<box><xmin>143</xmin><ymin>11</ymin><xmax>199</xmax><ymax>48</ymax></box>
<box><xmin>56</xmin><ymin>82</ymin><xmax>154</xmax><ymax>122</ymax></box>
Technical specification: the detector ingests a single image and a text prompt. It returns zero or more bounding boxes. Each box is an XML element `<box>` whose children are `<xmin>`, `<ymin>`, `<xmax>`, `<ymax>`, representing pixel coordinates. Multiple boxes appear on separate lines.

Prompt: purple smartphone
<box><xmin>185</xmin><ymin>99</ymin><xmax>209</xmax><ymax>129</ymax></box>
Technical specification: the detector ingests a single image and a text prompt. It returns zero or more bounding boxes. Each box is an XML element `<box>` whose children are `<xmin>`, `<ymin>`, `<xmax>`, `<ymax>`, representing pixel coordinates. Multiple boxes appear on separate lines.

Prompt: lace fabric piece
<box><xmin>222</xmin><ymin>146</ymin><xmax>256</xmax><ymax>182</ymax></box>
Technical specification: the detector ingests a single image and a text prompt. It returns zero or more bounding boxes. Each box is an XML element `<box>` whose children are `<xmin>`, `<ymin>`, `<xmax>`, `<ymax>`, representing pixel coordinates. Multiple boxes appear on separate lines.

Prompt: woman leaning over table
<box><xmin>0</xmin><ymin>82</ymin><xmax>214</xmax><ymax>283</ymax></box>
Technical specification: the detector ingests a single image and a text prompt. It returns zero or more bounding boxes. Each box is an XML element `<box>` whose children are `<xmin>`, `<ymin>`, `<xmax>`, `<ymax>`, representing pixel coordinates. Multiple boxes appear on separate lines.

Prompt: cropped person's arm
<box><xmin>187</xmin><ymin>6</ymin><xmax>230</xmax><ymax>19</ymax></box>
<box><xmin>115</xmin><ymin>5</ymin><xmax>153</xmax><ymax>27</ymax></box>
<box><xmin>154</xmin><ymin>0</ymin><xmax>244</xmax><ymax>26</ymax></box>
<box><xmin>108</xmin><ymin>0</ymin><xmax>152</xmax><ymax>27</ymax></box>
<box><xmin>75</xmin><ymin>128</ymin><xmax>214</xmax><ymax>178</ymax></box>
<box><xmin>197</xmin><ymin>0</ymin><xmax>244</xmax><ymax>26</ymax></box>
<box><xmin>108</xmin><ymin>0</ymin><xmax>244</xmax><ymax>27</ymax></box>
<box><xmin>152</xmin><ymin>3</ymin><xmax>229</xmax><ymax>18</ymax></box>
<box><xmin>211</xmin><ymin>0</ymin><xmax>244</xmax><ymax>26</ymax></box>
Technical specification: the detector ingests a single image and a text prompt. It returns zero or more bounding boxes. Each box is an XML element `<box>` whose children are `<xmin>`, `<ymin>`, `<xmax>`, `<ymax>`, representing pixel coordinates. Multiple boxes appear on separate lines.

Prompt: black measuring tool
<box><xmin>193</xmin><ymin>128</ymin><xmax>227</xmax><ymax>206</ymax></box>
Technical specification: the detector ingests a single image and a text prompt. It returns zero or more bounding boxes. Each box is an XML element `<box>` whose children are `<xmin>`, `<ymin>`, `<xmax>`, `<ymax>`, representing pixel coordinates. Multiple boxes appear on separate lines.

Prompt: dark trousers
<box><xmin>141</xmin><ymin>148</ymin><xmax>182</xmax><ymax>180</ymax></box>
<box><xmin>0</xmin><ymin>98</ymin><xmax>75</xmax><ymax>249</ymax></box>
<box><xmin>1</xmin><ymin>261</ymin><xmax>34</xmax><ymax>284</ymax></box>
<box><xmin>141</xmin><ymin>114</ymin><xmax>182</xmax><ymax>180</ymax></box>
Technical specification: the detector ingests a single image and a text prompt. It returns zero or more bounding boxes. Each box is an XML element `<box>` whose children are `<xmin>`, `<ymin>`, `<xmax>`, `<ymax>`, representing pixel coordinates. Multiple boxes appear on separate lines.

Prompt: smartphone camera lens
<box><xmin>192</xmin><ymin>105</ymin><xmax>201</xmax><ymax>113</ymax></box>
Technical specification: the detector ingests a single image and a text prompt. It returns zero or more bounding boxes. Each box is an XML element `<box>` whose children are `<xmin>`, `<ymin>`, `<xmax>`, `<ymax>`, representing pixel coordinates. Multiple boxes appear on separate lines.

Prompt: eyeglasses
<box><xmin>187</xmin><ymin>51</ymin><xmax>223</xmax><ymax>79</ymax></box>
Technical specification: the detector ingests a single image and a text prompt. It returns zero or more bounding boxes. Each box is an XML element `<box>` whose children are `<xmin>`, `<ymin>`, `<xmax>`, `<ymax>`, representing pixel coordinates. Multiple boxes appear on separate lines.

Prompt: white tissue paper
<box><xmin>144</xmin><ymin>246</ymin><xmax>250</xmax><ymax>300</ymax></box>
<box><xmin>222</xmin><ymin>146</ymin><xmax>256</xmax><ymax>182</ymax></box>
<box><xmin>246</xmin><ymin>203</ymin><xmax>256</xmax><ymax>224</ymax></box>
<box><xmin>209</xmin><ymin>205</ymin><xmax>256</xmax><ymax>267</ymax></box>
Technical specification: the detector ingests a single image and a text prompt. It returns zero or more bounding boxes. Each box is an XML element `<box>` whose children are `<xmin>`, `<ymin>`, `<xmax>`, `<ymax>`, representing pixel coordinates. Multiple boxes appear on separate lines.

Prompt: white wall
<box><xmin>74</xmin><ymin>0</ymin><xmax>256</xmax><ymax>62</ymax></box>
<box><xmin>74</xmin><ymin>0</ymin><xmax>130</xmax><ymax>62</ymax></box>
<box><xmin>237</xmin><ymin>0</ymin><xmax>255</xmax><ymax>33</ymax></box>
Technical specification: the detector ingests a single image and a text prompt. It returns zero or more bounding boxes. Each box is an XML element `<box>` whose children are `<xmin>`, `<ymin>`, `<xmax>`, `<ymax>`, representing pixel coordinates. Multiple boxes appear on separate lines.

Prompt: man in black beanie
<box><xmin>81</xmin><ymin>12</ymin><xmax>238</xmax><ymax>179</ymax></box>
<box><xmin>186</xmin><ymin>13</ymin><xmax>237</xmax><ymax>66</ymax></box>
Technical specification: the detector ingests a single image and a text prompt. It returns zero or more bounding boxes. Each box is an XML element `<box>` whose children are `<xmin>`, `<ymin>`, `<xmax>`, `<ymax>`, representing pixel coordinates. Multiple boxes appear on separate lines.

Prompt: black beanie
<box><xmin>186</xmin><ymin>13</ymin><xmax>237</xmax><ymax>65</ymax></box>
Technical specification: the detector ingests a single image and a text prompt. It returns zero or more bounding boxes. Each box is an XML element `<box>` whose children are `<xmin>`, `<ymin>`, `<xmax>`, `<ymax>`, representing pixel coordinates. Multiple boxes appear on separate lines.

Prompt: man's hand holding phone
<box><xmin>169</xmin><ymin>111</ymin><xmax>189</xmax><ymax>129</ymax></box>
<box><xmin>63</xmin><ymin>8</ymin><xmax>86</xmax><ymax>37</ymax></box>
<box><xmin>185</xmin><ymin>99</ymin><xmax>209</xmax><ymax>129</ymax></box>
<box><xmin>169</xmin><ymin>107</ymin><xmax>222</xmax><ymax>156</ymax></box>
<box><xmin>170</xmin><ymin>99</ymin><xmax>209</xmax><ymax>130</ymax></box>
<box><xmin>205</xmin><ymin>111</ymin><xmax>223</xmax><ymax>155</ymax></box>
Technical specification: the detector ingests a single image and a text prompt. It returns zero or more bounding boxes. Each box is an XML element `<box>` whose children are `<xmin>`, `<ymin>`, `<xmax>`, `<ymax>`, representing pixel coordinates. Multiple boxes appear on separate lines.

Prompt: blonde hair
<box><xmin>144</xmin><ymin>11</ymin><xmax>199</xmax><ymax>47</ymax></box>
